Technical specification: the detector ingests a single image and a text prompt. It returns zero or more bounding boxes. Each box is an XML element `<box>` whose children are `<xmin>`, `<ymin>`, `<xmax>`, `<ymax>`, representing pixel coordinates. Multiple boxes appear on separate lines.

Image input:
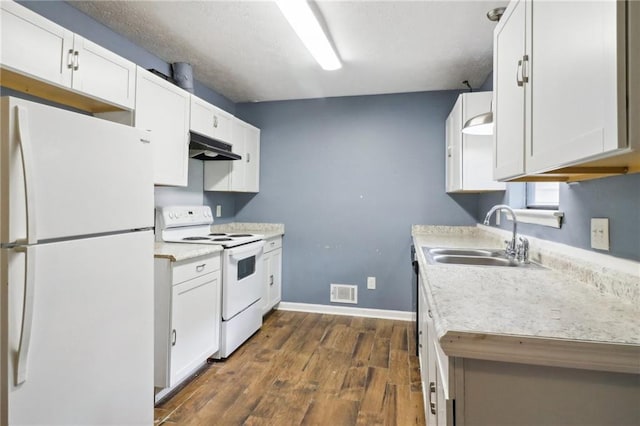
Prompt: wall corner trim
<box><xmin>277</xmin><ymin>302</ymin><xmax>415</xmax><ymax>322</ymax></box>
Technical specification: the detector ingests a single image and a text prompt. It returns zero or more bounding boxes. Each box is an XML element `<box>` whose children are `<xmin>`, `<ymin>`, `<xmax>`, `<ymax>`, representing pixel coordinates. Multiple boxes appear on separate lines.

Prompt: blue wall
<box><xmin>234</xmin><ymin>92</ymin><xmax>479</xmax><ymax>311</ymax></box>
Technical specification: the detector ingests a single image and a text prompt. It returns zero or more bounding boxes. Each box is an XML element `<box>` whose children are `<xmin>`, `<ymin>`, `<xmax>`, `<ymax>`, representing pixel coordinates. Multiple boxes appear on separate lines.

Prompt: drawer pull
<box><xmin>171</xmin><ymin>329</ymin><xmax>177</xmax><ymax>346</ymax></box>
<box><xmin>196</xmin><ymin>263</ymin><xmax>206</xmax><ymax>272</ymax></box>
<box><xmin>428</xmin><ymin>309</ymin><xmax>433</xmax><ymax>318</ymax></box>
<box><xmin>269</xmin><ymin>274</ymin><xmax>274</xmax><ymax>286</ymax></box>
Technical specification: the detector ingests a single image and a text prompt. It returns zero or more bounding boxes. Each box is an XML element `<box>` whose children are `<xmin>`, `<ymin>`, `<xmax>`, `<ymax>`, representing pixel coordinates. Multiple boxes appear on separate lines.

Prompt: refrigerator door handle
<box><xmin>14</xmin><ymin>245</ymin><xmax>36</xmax><ymax>385</ymax></box>
<box><xmin>16</xmin><ymin>105</ymin><xmax>38</xmax><ymax>245</ymax></box>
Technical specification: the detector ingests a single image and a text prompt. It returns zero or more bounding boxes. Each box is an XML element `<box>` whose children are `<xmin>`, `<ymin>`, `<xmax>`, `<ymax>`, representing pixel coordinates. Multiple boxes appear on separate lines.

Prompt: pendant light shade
<box><xmin>462</xmin><ymin>111</ymin><xmax>493</xmax><ymax>135</ymax></box>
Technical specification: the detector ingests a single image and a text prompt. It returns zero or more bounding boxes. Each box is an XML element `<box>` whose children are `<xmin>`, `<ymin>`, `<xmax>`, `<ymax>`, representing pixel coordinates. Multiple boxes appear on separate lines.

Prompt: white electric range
<box><xmin>156</xmin><ymin>205</ymin><xmax>264</xmax><ymax>358</ymax></box>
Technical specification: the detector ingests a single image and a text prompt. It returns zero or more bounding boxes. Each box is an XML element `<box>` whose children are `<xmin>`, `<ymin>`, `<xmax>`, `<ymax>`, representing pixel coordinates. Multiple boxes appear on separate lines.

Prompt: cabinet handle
<box><xmin>269</xmin><ymin>274</ymin><xmax>274</xmax><ymax>286</ymax></box>
<box><xmin>196</xmin><ymin>263</ymin><xmax>206</xmax><ymax>272</ymax></box>
<box><xmin>140</xmin><ymin>138</ymin><xmax>151</xmax><ymax>144</ymax></box>
<box><xmin>521</xmin><ymin>54</ymin><xmax>529</xmax><ymax>84</ymax></box>
<box><xmin>172</xmin><ymin>329</ymin><xmax>177</xmax><ymax>346</ymax></box>
<box><xmin>447</xmin><ymin>146</ymin><xmax>452</xmax><ymax>158</ymax></box>
<box><xmin>428</xmin><ymin>309</ymin><xmax>433</xmax><ymax>318</ymax></box>
<box><xmin>246</xmin><ymin>153</ymin><xmax>250</xmax><ymax>163</ymax></box>
<box><xmin>516</xmin><ymin>59</ymin><xmax>524</xmax><ymax>87</ymax></box>
<box><xmin>429</xmin><ymin>382</ymin><xmax>436</xmax><ymax>414</ymax></box>
<box><xmin>213</xmin><ymin>116</ymin><xmax>218</xmax><ymax>128</ymax></box>
<box><xmin>270</xmin><ymin>241</ymin><xmax>276</xmax><ymax>247</ymax></box>
<box><xmin>73</xmin><ymin>51</ymin><xmax>79</xmax><ymax>71</ymax></box>
<box><xmin>67</xmin><ymin>49</ymin><xmax>74</xmax><ymax>69</ymax></box>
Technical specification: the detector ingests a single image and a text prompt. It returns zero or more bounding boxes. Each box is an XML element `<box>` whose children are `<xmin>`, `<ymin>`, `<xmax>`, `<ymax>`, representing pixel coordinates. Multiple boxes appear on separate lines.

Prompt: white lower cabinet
<box><xmin>154</xmin><ymin>253</ymin><xmax>221</xmax><ymax>390</ymax></box>
<box><xmin>261</xmin><ymin>236</ymin><xmax>282</xmax><ymax>315</ymax></box>
<box><xmin>418</xmin><ymin>276</ymin><xmax>452</xmax><ymax>426</ymax></box>
<box><xmin>135</xmin><ymin>67</ymin><xmax>190</xmax><ymax>186</ymax></box>
<box><xmin>419</xmin><ymin>276</ymin><xmax>640</xmax><ymax>425</ymax></box>
<box><xmin>204</xmin><ymin>117</ymin><xmax>260</xmax><ymax>193</ymax></box>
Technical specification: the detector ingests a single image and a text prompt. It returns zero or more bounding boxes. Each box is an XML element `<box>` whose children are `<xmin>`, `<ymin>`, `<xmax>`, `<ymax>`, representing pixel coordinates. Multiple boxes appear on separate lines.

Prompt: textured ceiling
<box><xmin>70</xmin><ymin>0</ymin><xmax>507</xmax><ymax>103</ymax></box>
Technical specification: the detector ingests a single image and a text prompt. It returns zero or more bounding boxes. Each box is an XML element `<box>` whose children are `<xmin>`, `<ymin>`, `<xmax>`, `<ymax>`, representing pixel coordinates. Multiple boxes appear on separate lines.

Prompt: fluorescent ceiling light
<box><xmin>276</xmin><ymin>0</ymin><xmax>341</xmax><ymax>71</ymax></box>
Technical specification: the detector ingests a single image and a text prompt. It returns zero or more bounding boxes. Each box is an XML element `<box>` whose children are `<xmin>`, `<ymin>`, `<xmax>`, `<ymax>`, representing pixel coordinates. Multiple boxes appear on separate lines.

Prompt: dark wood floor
<box><xmin>154</xmin><ymin>310</ymin><xmax>425</xmax><ymax>425</ymax></box>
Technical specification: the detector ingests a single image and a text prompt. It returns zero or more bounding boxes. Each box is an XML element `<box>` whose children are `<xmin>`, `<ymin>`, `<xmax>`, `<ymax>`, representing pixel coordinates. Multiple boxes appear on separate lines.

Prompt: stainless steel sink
<box><xmin>422</xmin><ymin>247</ymin><xmax>542</xmax><ymax>268</ymax></box>
<box><xmin>427</xmin><ymin>248</ymin><xmax>503</xmax><ymax>257</ymax></box>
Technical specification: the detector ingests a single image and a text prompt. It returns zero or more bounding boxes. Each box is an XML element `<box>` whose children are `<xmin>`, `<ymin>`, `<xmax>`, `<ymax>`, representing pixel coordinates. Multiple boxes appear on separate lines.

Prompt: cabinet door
<box><xmin>445</xmin><ymin>97</ymin><xmax>462</xmax><ymax>192</ymax></box>
<box><xmin>229</xmin><ymin>119</ymin><xmax>247</xmax><ymax>191</ymax></box>
<box><xmin>190</xmin><ymin>96</ymin><xmax>233</xmax><ymax>143</ymax></box>
<box><xmin>261</xmin><ymin>251</ymin><xmax>272</xmax><ymax>315</ymax></box>
<box><xmin>527</xmin><ymin>1</ymin><xmax>624</xmax><ymax>172</ymax></box>
<box><xmin>0</xmin><ymin>1</ymin><xmax>73</xmax><ymax>88</ymax></box>
<box><xmin>71</xmin><ymin>36</ymin><xmax>136</xmax><ymax>109</ymax></box>
<box><xmin>426</xmin><ymin>311</ymin><xmax>438</xmax><ymax>426</ymax></box>
<box><xmin>135</xmin><ymin>68</ymin><xmax>190</xmax><ymax>186</ymax></box>
<box><xmin>462</xmin><ymin>92</ymin><xmax>505</xmax><ymax>191</ymax></box>
<box><xmin>418</xmin><ymin>278</ymin><xmax>430</xmax><ymax>418</ymax></box>
<box><xmin>493</xmin><ymin>0</ymin><xmax>526</xmax><ymax>180</ymax></box>
<box><xmin>268</xmin><ymin>248</ymin><xmax>282</xmax><ymax>309</ymax></box>
<box><xmin>244</xmin><ymin>124</ymin><xmax>261</xmax><ymax>193</ymax></box>
<box><xmin>170</xmin><ymin>273</ymin><xmax>220</xmax><ymax>387</ymax></box>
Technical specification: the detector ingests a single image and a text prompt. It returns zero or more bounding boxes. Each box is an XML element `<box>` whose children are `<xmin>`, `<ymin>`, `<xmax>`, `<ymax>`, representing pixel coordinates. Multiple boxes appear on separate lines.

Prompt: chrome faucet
<box><xmin>483</xmin><ymin>204</ymin><xmax>529</xmax><ymax>262</ymax></box>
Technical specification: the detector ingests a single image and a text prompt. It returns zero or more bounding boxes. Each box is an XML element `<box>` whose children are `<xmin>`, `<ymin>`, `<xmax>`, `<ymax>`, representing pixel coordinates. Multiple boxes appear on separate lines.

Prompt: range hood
<box><xmin>189</xmin><ymin>131</ymin><xmax>241</xmax><ymax>161</ymax></box>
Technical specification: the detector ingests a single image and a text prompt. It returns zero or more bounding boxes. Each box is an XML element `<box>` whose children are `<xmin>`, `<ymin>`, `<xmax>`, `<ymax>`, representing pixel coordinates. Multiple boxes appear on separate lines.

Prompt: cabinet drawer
<box><xmin>264</xmin><ymin>236</ymin><xmax>282</xmax><ymax>253</ymax></box>
<box><xmin>172</xmin><ymin>254</ymin><xmax>221</xmax><ymax>284</ymax></box>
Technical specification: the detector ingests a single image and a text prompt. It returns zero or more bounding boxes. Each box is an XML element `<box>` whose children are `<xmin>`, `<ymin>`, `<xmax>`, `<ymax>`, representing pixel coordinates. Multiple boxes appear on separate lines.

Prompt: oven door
<box><xmin>221</xmin><ymin>241</ymin><xmax>264</xmax><ymax>320</ymax></box>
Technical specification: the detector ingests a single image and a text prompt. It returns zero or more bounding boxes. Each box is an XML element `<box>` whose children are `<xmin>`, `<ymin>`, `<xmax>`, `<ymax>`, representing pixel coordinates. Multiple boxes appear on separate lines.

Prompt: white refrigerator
<box><xmin>0</xmin><ymin>97</ymin><xmax>154</xmax><ymax>425</ymax></box>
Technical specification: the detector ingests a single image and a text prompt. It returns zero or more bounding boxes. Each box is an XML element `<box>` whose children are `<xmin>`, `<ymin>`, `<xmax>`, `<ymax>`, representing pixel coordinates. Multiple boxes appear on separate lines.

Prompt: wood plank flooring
<box><xmin>155</xmin><ymin>310</ymin><xmax>425</xmax><ymax>426</ymax></box>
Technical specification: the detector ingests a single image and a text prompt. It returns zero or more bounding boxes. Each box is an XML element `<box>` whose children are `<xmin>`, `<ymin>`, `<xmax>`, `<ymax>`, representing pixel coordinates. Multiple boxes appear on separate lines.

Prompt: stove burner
<box><xmin>182</xmin><ymin>236</ymin><xmax>211</xmax><ymax>241</ymax></box>
<box><xmin>228</xmin><ymin>234</ymin><xmax>253</xmax><ymax>237</ymax></box>
<box><xmin>212</xmin><ymin>238</ymin><xmax>233</xmax><ymax>242</ymax></box>
<box><xmin>209</xmin><ymin>233</ymin><xmax>228</xmax><ymax>236</ymax></box>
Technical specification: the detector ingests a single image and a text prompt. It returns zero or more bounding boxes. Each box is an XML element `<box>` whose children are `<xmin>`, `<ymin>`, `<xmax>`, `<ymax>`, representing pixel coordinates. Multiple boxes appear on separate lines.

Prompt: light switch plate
<box><xmin>590</xmin><ymin>218</ymin><xmax>610</xmax><ymax>251</ymax></box>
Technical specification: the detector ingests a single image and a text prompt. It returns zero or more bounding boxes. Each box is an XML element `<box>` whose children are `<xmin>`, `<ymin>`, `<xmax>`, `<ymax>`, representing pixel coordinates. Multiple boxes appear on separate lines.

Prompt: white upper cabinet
<box><xmin>493</xmin><ymin>0</ymin><xmax>526</xmax><ymax>180</ymax></box>
<box><xmin>0</xmin><ymin>1</ymin><xmax>73</xmax><ymax>87</ymax></box>
<box><xmin>69</xmin><ymin>36</ymin><xmax>136</xmax><ymax>109</ymax></box>
<box><xmin>494</xmin><ymin>0</ymin><xmax>639</xmax><ymax>182</ymax></box>
<box><xmin>446</xmin><ymin>92</ymin><xmax>505</xmax><ymax>193</ymax></box>
<box><xmin>204</xmin><ymin>117</ymin><xmax>261</xmax><ymax>193</ymax></box>
<box><xmin>242</xmin><ymin>123</ymin><xmax>261</xmax><ymax>193</ymax></box>
<box><xmin>135</xmin><ymin>67</ymin><xmax>190</xmax><ymax>186</ymax></box>
<box><xmin>190</xmin><ymin>96</ymin><xmax>233</xmax><ymax>143</ymax></box>
<box><xmin>0</xmin><ymin>1</ymin><xmax>136</xmax><ymax>110</ymax></box>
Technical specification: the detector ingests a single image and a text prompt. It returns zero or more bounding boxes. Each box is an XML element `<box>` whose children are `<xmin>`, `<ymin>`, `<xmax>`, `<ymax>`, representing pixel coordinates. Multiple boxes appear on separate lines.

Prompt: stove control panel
<box><xmin>157</xmin><ymin>205</ymin><xmax>214</xmax><ymax>229</ymax></box>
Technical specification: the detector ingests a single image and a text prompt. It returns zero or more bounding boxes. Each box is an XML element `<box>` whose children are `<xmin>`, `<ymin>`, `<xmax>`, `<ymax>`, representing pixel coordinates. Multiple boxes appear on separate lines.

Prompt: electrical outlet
<box><xmin>590</xmin><ymin>218</ymin><xmax>610</xmax><ymax>251</ymax></box>
<box><xmin>367</xmin><ymin>276</ymin><xmax>376</xmax><ymax>290</ymax></box>
<box><xmin>216</xmin><ymin>205</ymin><xmax>222</xmax><ymax>217</ymax></box>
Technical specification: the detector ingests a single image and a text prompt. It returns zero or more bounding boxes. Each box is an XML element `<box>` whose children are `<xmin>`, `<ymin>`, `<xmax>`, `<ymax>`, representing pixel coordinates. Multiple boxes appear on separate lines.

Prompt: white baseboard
<box><xmin>277</xmin><ymin>302</ymin><xmax>415</xmax><ymax>322</ymax></box>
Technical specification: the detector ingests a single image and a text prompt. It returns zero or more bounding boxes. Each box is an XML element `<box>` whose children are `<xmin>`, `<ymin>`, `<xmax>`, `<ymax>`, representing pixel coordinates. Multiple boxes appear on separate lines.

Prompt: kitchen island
<box><xmin>412</xmin><ymin>225</ymin><xmax>639</xmax><ymax>426</ymax></box>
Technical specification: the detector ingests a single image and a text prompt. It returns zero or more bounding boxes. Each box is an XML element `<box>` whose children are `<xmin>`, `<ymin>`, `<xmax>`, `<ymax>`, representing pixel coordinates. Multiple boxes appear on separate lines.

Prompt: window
<box><xmin>526</xmin><ymin>182</ymin><xmax>560</xmax><ymax>209</ymax></box>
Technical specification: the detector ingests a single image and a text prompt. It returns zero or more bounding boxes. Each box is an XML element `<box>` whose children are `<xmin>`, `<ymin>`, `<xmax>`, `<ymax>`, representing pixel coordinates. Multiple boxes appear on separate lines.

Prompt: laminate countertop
<box><xmin>154</xmin><ymin>242</ymin><xmax>223</xmax><ymax>262</ymax></box>
<box><xmin>412</xmin><ymin>225</ymin><xmax>640</xmax><ymax>374</ymax></box>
